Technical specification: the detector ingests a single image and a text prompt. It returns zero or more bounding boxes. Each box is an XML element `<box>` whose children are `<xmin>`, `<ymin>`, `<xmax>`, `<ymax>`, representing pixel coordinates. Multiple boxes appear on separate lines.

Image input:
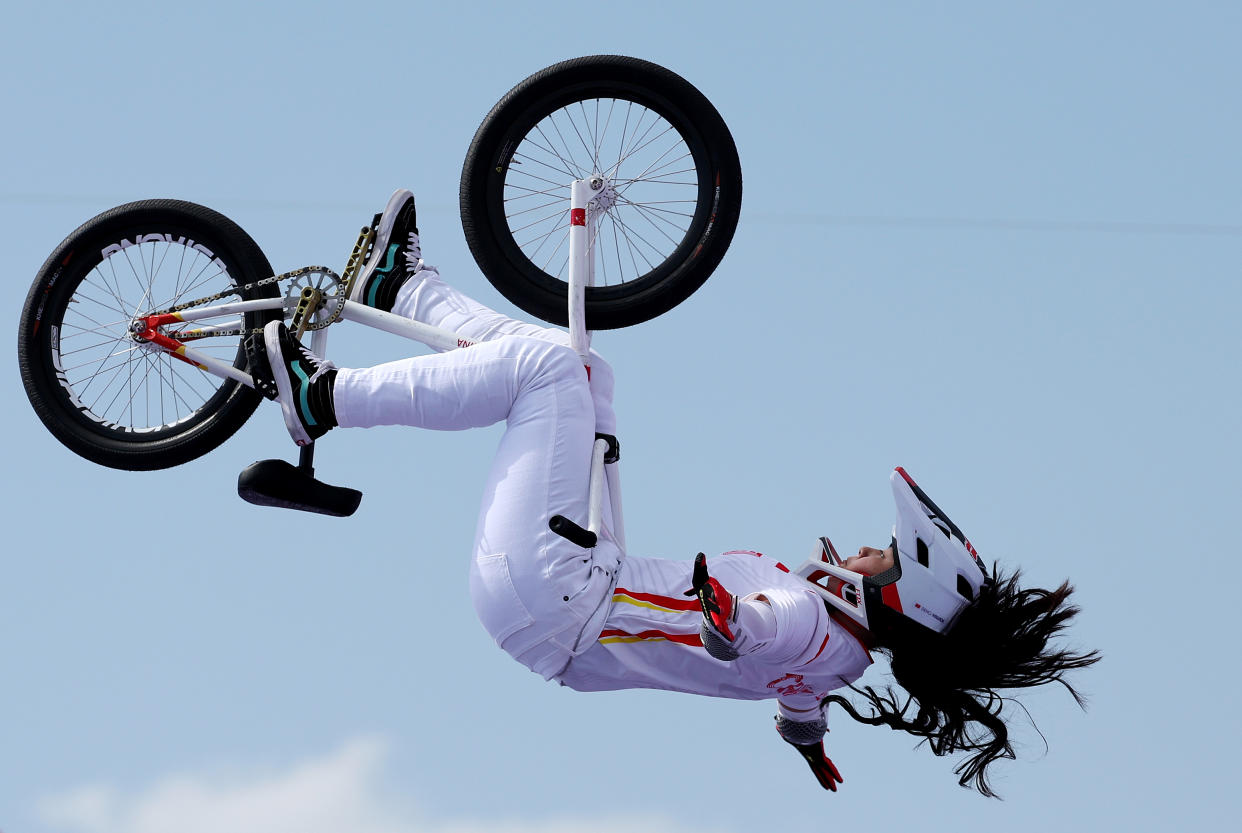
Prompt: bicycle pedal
<box><xmin>244</xmin><ymin>332</ymin><xmax>278</xmax><ymax>401</ymax></box>
<box><xmin>238</xmin><ymin>458</ymin><xmax>362</xmax><ymax>517</ymax></box>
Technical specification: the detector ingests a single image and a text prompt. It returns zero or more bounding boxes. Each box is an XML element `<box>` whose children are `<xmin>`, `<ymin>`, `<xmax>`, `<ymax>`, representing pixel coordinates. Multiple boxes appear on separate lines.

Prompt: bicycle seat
<box><xmin>237</xmin><ymin>458</ymin><xmax>362</xmax><ymax>517</ymax></box>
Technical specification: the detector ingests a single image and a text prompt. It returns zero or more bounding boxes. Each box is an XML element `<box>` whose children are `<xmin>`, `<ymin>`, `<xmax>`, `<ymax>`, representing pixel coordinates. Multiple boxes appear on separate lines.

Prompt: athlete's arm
<box><xmin>687</xmin><ymin>555</ymin><xmax>845</xmax><ymax>791</ymax></box>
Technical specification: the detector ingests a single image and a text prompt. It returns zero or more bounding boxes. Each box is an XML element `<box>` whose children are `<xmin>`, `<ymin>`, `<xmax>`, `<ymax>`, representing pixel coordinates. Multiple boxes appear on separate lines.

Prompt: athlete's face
<box><xmin>842</xmin><ymin>545</ymin><xmax>894</xmax><ymax>576</ymax></box>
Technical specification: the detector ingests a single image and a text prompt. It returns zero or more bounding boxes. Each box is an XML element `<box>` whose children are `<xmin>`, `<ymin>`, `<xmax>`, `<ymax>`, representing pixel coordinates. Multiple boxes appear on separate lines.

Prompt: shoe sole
<box><xmin>263</xmin><ymin>321</ymin><xmax>313</xmax><ymax>446</ymax></box>
<box><xmin>350</xmin><ymin>188</ymin><xmax>414</xmax><ymax>304</ymax></box>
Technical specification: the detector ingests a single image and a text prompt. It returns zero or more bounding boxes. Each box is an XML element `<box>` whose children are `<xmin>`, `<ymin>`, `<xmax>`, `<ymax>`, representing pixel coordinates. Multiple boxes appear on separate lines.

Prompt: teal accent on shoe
<box><xmin>367</xmin><ymin>244</ymin><xmax>401</xmax><ymax>307</ymax></box>
<box><xmin>293</xmin><ymin>362</ymin><xmax>319</xmax><ymax>427</ymax></box>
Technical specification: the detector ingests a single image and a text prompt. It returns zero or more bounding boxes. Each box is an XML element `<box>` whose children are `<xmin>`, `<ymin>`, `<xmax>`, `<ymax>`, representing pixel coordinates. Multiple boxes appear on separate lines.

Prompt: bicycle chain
<box><xmin>155</xmin><ymin>265</ymin><xmax>335</xmax><ymax>340</ymax></box>
<box><xmin>158</xmin><ymin>224</ymin><xmax>377</xmax><ymax>338</ymax></box>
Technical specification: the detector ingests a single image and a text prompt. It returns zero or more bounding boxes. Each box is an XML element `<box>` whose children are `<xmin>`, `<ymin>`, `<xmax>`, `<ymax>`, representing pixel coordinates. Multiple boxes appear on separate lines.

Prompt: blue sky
<box><xmin>3</xmin><ymin>2</ymin><xmax>1239</xmax><ymax>831</ymax></box>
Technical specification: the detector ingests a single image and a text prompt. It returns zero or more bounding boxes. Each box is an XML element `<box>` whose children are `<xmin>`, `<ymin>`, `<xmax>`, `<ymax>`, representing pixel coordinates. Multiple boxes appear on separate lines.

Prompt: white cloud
<box><xmin>36</xmin><ymin>736</ymin><xmax>689</xmax><ymax>833</ymax></box>
<box><xmin>37</xmin><ymin>737</ymin><xmax>408</xmax><ymax>833</ymax></box>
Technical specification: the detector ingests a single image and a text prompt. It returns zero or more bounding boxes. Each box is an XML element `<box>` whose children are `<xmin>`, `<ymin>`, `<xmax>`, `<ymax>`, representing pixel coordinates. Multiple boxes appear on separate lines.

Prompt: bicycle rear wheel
<box><xmin>460</xmin><ymin>55</ymin><xmax>742</xmax><ymax>329</ymax></box>
<box><xmin>18</xmin><ymin>200</ymin><xmax>281</xmax><ymax>471</ymax></box>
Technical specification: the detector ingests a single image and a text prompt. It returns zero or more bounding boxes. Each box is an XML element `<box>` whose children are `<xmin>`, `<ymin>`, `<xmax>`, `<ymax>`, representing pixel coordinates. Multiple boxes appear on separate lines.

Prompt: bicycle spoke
<box><xmin>570</xmin><ymin>99</ymin><xmax>602</xmax><ymax>171</ymax></box>
<box><xmin>148</xmin><ymin>352</ymin><xmax>207</xmax><ymax>424</ymax></box>
<box><xmin>614</xmin><ymin>194</ymin><xmax>696</xmax><ymax>226</ymax></box>
<box><xmin>98</xmin><ymin>259</ymin><xmax>133</xmax><ymax>320</ymax></box>
<box><xmin>56</xmin><ymin>337</ymin><xmax>142</xmax><ymax>370</ymax></box>
<box><xmin>512</xmin><ymin>203</ymin><xmax>574</xmax><ymax>240</ymax></box>
<box><xmin>59</xmin><ymin>303</ymin><xmax>134</xmax><ymax>340</ymax></box>
<box><xmin>119</xmin><ymin>245</ymin><xmax>156</xmax><ymax>321</ymax></box>
<box><xmin>505</xmin><ymin>159</ymin><xmax>578</xmax><ymax>192</ymax></box>
<box><xmin>609</xmin><ymin>214</ymin><xmax>627</xmax><ymax>286</ymax></box>
<box><xmin>538</xmin><ymin>117</ymin><xmax>588</xmax><ymax>181</ymax></box>
<box><xmin>619</xmin><ymin>153</ymin><xmax>695</xmax><ymax>188</ymax></box>
<box><xmin>503</xmin><ymin>180</ymin><xmax>574</xmax><ymax>201</ymax></box>
<box><xmin>605</xmin><ymin>206</ymin><xmax>670</xmax><ymax>269</ymax></box>
<box><xmin>503</xmin><ymin>195</ymin><xmax>567</xmax><ymax>222</ymax></box>
<box><xmin>615</xmin><ymin>199</ymin><xmax>688</xmax><ymax>250</ymax></box>
<box><xmin>533</xmin><ymin>225</ymin><xmax>572</xmax><ymax>277</ymax></box>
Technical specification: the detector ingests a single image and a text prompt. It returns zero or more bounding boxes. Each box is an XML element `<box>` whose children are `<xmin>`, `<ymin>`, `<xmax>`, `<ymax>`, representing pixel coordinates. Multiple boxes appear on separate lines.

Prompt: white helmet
<box><xmin>793</xmin><ymin>467</ymin><xmax>989</xmax><ymax>638</ymax></box>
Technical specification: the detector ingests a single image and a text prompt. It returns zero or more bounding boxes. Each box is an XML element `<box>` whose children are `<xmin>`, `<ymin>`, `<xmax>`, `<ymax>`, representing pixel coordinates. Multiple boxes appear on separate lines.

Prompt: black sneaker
<box><xmin>263</xmin><ymin>321</ymin><xmax>337</xmax><ymax>446</ymax></box>
<box><xmin>349</xmin><ymin>188</ymin><xmax>421</xmax><ymax>311</ymax></box>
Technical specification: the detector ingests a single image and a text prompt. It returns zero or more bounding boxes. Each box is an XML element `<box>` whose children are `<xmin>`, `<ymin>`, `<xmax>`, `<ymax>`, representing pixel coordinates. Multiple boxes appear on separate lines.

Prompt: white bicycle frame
<box><xmin>145</xmin><ymin>177</ymin><xmax>624</xmax><ymax>547</ymax></box>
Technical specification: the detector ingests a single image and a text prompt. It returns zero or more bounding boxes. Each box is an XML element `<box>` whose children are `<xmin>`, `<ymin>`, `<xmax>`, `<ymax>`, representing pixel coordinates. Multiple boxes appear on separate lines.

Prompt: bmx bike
<box><xmin>18</xmin><ymin>55</ymin><xmax>742</xmax><ymax>524</ymax></box>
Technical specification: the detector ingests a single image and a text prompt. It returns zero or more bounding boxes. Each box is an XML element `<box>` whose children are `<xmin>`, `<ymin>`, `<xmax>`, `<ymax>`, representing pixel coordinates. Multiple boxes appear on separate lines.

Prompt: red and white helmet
<box><xmin>793</xmin><ymin>467</ymin><xmax>989</xmax><ymax>638</ymax></box>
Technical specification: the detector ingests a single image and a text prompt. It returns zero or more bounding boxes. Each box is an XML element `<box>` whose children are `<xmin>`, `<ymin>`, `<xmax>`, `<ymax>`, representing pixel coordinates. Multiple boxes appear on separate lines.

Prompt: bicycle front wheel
<box><xmin>460</xmin><ymin>55</ymin><xmax>743</xmax><ymax>329</ymax></box>
<box><xmin>18</xmin><ymin>200</ymin><xmax>281</xmax><ymax>471</ymax></box>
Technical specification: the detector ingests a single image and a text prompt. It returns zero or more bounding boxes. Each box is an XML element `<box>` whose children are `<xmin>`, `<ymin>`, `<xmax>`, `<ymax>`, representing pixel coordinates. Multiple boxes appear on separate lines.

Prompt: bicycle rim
<box><xmin>501</xmin><ymin>94</ymin><xmax>711</xmax><ymax>293</ymax></box>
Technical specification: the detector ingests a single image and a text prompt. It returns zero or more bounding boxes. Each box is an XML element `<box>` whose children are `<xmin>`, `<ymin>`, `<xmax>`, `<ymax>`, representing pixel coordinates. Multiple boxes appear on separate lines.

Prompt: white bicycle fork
<box><xmin>565</xmin><ymin>175</ymin><xmax>625</xmax><ymax>550</ymax></box>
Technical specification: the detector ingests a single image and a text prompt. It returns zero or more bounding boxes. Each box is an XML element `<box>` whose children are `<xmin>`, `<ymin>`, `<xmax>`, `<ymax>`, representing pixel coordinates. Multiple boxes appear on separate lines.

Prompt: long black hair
<box><xmin>823</xmin><ymin>564</ymin><xmax>1100</xmax><ymax>797</ymax></box>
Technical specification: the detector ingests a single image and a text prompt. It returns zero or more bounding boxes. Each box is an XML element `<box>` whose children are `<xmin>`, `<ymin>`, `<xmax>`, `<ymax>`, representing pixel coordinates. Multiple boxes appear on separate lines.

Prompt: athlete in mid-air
<box><xmin>258</xmin><ymin>189</ymin><xmax>1100</xmax><ymax>797</ymax></box>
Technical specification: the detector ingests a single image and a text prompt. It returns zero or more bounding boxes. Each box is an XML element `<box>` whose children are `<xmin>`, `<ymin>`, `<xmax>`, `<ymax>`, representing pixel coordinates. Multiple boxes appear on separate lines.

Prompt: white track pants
<box><xmin>332</xmin><ymin>272</ymin><xmax>622</xmax><ymax>680</ymax></box>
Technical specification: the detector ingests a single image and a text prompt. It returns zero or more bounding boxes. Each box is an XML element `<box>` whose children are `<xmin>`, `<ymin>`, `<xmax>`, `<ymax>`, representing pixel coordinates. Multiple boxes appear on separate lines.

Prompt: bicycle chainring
<box><xmin>284</xmin><ymin>267</ymin><xmax>347</xmax><ymax>331</ymax></box>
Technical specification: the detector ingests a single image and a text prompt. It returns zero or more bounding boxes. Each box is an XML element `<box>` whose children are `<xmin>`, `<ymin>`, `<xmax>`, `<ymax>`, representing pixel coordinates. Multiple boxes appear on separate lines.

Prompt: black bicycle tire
<box><xmin>18</xmin><ymin>199</ymin><xmax>280</xmax><ymax>471</ymax></box>
<box><xmin>460</xmin><ymin>55</ymin><xmax>742</xmax><ymax>329</ymax></box>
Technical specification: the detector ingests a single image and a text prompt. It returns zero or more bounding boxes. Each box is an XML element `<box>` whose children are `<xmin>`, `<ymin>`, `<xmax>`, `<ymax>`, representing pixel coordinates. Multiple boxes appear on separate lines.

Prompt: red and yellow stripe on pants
<box><xmin>597</xmin><ymin>587</ymin><xmax>703</xmax><ymax>647</ymax></box>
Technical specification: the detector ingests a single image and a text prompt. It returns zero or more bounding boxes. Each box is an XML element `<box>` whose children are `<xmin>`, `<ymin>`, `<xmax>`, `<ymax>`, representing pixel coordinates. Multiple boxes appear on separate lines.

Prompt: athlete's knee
<box><xmin>538</xmin><ymin>346</ymin><xmax>590</xmax><ymax>397</ymax></box>
<box><xmin>493</xmin><ymin>335</ymin><xmax>586</xmax><ymax>388</ymax></box>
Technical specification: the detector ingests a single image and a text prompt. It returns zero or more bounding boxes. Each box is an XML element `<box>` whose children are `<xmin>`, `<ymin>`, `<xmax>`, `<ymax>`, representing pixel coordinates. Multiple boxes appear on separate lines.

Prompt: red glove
<box><xmin>790</xmin><ymin>740</ymin><xmax>844</xmax><ymax>792</ymax></box>
<box><xmin>776</xmin><ymin>714</ymin><xmax>843</xmax><ymax>792</ymax></box>
<box><xmin>685</xmin><ymin>552</ymin><xmax>736</xmax><ymax>639</ymax></box>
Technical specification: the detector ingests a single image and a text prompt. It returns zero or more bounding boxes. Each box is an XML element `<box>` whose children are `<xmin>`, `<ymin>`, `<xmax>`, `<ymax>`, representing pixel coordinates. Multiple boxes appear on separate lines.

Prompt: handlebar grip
<box><xmin>549</xmin><ymin>514</ymin><xmax>597</xmax><ymax>549</ymax></box>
